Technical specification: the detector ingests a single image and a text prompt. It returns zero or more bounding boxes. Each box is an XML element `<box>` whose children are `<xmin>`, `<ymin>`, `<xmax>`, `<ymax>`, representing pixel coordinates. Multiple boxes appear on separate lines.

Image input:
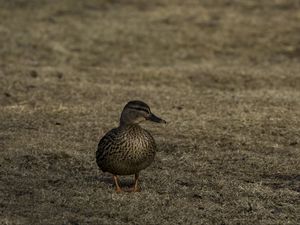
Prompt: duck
<box><xmin>96</xmin><ymin>100</ymin><xmax>166</xmax><ymax>192</ymax></box>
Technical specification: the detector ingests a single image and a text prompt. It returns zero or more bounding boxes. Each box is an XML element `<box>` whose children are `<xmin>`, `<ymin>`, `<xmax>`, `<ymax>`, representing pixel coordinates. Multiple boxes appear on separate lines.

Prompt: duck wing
<box><xmin>96</xmin><ymin>128</ymin><xmax>120</xmax><ymax>165</ymax></box>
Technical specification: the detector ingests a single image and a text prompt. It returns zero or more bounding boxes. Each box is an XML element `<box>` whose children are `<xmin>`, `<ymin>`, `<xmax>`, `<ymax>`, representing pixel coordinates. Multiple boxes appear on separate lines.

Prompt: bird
<box><xmin>96</xmin><ymin>100</ymin><xmax>166</xmax><ymax>192</ymax></box>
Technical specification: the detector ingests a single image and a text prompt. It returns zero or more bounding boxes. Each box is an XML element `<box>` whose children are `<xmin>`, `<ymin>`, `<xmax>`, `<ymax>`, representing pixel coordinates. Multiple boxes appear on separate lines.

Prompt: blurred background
<box><xmin>0</xmin><ymin>1</ymin><xmax>299</xmax><ymax>224</ymax></box>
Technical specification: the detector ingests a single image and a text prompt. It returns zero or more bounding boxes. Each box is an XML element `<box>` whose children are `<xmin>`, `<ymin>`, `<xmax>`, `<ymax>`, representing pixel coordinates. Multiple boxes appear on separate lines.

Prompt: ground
<box><xmin>0</xmin><ymin>0</ymin><xmax>300</xmax><ymax>224</ymax></box>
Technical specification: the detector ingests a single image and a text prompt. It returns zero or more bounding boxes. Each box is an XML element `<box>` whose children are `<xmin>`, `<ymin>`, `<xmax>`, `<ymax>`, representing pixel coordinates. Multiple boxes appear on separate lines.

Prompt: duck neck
<box><xmin>119</xmin><ymin>118</ymin><xmax>127</xmax><ymax>127</ymax></box>
<box><xmin>119</xmin><ymin>120</ymin><xmax>140</xmax><ymax>128</ymax></box>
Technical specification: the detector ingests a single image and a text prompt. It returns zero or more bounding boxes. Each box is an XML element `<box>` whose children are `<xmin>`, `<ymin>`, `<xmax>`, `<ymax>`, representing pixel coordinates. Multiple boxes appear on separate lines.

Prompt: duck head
<box><xmin>120</xmin><ymin>100</ymin><xmax>166</xmax><ymax>126</ymax></box>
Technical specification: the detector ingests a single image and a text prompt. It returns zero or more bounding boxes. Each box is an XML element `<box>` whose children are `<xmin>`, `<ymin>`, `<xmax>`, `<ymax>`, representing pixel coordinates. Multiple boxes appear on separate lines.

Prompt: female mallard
<box><xmin>96</xmin><ymin>100</ymin><xmax>166</xmax><ymax>192</ymax></box>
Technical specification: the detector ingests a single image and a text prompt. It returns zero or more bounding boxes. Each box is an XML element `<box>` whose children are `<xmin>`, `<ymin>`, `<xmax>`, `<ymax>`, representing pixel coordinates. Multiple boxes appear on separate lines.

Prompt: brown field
<box><xmin>0</xmin><ymin>0</ymin><xmax>300</xmax><ymax>224</ymax></box>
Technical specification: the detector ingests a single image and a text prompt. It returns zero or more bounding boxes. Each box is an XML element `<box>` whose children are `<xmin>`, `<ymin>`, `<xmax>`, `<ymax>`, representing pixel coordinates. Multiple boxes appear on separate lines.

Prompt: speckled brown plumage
<box><xmin>96</xmin><ymin>124</ymin><xmax>156</xmax><ymax>175</ymax></box>
<box><xmin>96</xmin><ymin>100</ymin><xmax>166</xmax><ymax>192</ymax></box>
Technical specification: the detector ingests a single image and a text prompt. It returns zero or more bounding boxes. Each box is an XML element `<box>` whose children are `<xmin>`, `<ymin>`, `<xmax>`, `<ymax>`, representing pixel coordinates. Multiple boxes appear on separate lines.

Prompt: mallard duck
<box><xmin>96</xmin><ymin>100</ymin><xmax>166</xmax><ymax>192</ymax></box>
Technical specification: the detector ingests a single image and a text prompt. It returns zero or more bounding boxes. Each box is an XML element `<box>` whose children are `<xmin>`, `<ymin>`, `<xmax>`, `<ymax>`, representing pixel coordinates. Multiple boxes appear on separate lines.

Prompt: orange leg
<box><xmin>113</xmin><ymin>175</ymin><xmax>122</xmax><ymax>193</ymax></box>
<box><xmin>130</xmin><ymin>173</ymin><xmax>141</xmax><ymax>192</ymax></box>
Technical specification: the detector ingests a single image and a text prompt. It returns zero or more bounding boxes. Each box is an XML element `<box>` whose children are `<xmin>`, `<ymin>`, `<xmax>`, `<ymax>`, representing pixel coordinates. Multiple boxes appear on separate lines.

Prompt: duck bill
<box><xmin>147</xmin><ymin>113</ymin><xmax>166</xmax><ymax>124</ymax></box>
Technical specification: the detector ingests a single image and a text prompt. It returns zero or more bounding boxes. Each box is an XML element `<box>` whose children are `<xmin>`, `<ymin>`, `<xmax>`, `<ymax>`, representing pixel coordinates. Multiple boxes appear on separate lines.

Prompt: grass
<box><xmin>0</xmin><ymin>0</ymin><xmax>299</xmax><ymax>224</ymax></box>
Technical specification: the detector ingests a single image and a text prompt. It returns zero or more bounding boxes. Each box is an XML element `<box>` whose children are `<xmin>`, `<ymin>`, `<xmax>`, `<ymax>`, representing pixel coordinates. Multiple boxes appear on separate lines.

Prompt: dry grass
<box><xmin>0</xmin><ymin>0</ymin><xmax>300</xmax><ymax>224</ymax></box>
